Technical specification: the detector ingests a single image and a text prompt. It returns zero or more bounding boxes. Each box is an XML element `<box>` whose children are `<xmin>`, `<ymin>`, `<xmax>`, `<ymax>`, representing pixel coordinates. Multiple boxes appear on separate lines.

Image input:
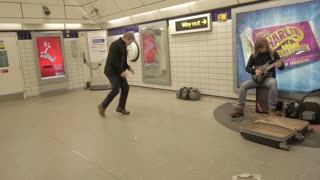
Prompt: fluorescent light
<box><xmin>160</xmin><ymin>2</ymin><xmax>195</xmax><ymax>11</ymax></box>
<box><xmin>0</xmin><ymin>23</ymin><xmax>22</xmax><ymax>30</ymax></box>
<box><xmin>132</xmin><ymin>11</ymin><xmax>155</xmax><ymax>18</ymax></box>
<box><xmin>43</xmin><ymin>23</ymin><xmax>64</xmax><ymax>29</ymax></box>
<box><xmin>65</xmin><ymin>24</ymin><xmax>82</xmax><ymax>29</ymax></box>
<box><xmin>109</xmin><ymin>16</ymin><xmax>130</xmax><ymax>23</ymax></box>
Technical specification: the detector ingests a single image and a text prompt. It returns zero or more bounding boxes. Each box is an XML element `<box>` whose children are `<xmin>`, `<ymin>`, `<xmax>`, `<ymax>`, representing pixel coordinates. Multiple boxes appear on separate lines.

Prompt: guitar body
<box><xmin>253</xmin><ymin>73</ymin><xmax>268</xmax><ymax>84</ymax></box>
<box><xmin>252</xmin><ymin>68</ymin><xmax>268</xmax><ymax>84</ymax></box>
<box><xmin>252</xmin><ymin>74</ymin><xmax>267</xmax><ymax>84</ymax></box>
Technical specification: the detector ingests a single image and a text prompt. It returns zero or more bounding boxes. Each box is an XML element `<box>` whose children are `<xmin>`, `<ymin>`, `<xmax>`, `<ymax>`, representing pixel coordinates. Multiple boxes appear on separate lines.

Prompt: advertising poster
<box><xmin>142</xmin><ymin>33</ymin><xmax>158</xmax><ymax>64</ymax></box>
<box><xmin>235</xmin><ymin>1</ymin><xmax>320</xmax><ymax>94</ymax></box>
<box><xmin>36</xmin><ymin>36</ymin><xmax>65</xmax><ymax>79</ymax></box>
<box><xmin>139</xmin><ymin>21</ymin><xmax>171</xmax><ymax>85</ymax></box>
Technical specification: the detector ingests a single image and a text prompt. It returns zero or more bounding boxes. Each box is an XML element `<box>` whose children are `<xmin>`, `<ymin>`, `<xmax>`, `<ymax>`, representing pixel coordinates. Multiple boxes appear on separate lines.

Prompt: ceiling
<box><xmin>0</xmin><ymin>0</ymin><xmax>262</xmax><ymax>28</ymax></box>
<box><xmin>69</xmin><ymin>0</ymin><xmax>198</xmax><ymax>22</ymax></box>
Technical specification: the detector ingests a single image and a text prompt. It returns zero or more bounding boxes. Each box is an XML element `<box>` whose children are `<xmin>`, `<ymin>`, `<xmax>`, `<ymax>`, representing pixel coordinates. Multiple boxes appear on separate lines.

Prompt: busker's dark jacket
<box><xmin>104</xmin><ymin>38</ymin><xmax>131</xmax><ymax>76</ymax></box>
<box><xmin>245</xmin><ymin>51</ymin><xmax>285</xmax><ymax>78</ymax></box>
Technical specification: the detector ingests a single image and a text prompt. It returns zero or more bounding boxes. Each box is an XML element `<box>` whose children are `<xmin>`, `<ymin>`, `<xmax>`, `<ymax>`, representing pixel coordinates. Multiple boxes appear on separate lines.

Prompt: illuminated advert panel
<box><xmin>169</xmin><ymin>13</ymin><xmax>212</xmax><ymax>35</ymax></box>
<box><xmin>32</xmin><ymin>32</ymin><xmax>68</xmax><ymax>85</ymax></box>
<box><xmin>232</xmin><ymin>0</ymin><xmax>320</xmax><ymax>95</ymax></box>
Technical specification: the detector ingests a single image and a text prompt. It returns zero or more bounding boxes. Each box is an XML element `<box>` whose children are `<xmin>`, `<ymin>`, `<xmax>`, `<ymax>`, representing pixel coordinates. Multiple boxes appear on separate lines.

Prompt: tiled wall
<box><xmin>19</xmin><ymin>40</ymin><xmax>40</xmax><ymax>97</ymax></box>
<box><xmin>109</xmin><ymin>20</ymin><xmax>246</xmax><ymax>100</ymax></box>
<box><xmin>169</xmin><ymin>20</ymin><xmax>236</xmax><ymax>98</ymax></box>
<box><xmin>17</xmin><ymin>20</ymin><xmax>254</xmax><ymax>101</ymax></box>
<box><xmin>19</xmin><ymin>39</ymin><xmax>84</xmax><ymax>98</ymax></box>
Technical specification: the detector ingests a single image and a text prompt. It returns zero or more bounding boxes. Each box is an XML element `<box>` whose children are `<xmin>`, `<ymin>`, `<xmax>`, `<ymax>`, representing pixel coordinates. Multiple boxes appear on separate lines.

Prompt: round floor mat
<box><xmin>214</xmin><ymin>102</ymin><xmax>320</xmax><ymax>148</ymax></box>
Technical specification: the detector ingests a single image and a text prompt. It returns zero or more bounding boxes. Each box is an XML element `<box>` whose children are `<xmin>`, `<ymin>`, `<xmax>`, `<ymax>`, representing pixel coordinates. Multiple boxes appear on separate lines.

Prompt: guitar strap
<box><xmin>265</xmin><ymin>51</ymin><xmax>275</xmax><ymax>65</ymax></box>
<box><xmin>269</xmin><ymin>51</ymin><xmax>275</xmax><ymax>61</ymax></box>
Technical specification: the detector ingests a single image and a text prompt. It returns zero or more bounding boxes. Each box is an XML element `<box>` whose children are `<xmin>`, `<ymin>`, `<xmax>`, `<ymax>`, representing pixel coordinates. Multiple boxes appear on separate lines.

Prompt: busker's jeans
<box><xmin>101</xmin><ymin>75</ymin><xmax>129</xmax><ymax>109</ymax></box>
<box><xmin>238</xmin><ymin>77</ymin><xmax>278</xmax><ymax>110</ymax></box>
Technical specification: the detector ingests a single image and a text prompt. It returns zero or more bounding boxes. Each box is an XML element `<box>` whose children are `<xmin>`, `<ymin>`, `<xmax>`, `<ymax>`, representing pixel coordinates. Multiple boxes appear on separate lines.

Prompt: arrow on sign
<box><xmin>202</xmin><ymin>19</ymin><xmax>207</xmax><ymax>25</ymax></box>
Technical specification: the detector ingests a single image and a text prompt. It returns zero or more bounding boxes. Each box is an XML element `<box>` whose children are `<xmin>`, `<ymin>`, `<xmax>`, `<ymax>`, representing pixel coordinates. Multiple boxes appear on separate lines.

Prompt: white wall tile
<box><xmin>106</xmin><ymin>21</ymin><xmax>236</xmax><ymax>99</ymax></box>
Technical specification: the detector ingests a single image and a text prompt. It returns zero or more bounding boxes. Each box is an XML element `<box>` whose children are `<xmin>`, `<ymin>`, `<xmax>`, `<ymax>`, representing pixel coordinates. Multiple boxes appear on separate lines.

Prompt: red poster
<box><xmin>36</xmin><ymin>36</ymin><xmax>65</xmax><ymax>79</ymax></box>
<box><xmin>142</xmin><ymin>34</ymin><xmax>158</xmax><ymax>64</ymax></box>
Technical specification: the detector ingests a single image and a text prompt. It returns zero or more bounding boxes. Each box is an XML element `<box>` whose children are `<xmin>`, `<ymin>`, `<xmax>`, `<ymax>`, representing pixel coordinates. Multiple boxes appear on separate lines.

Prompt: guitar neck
<box><xmin>266</xmin><ymin>58</ymin><xmax>284</xmax><ymax>71</ymax></box>
<box><xmin>262</xmin><ymin>50</ymin><xmax>304</xmax><ymax>71</ymax></box>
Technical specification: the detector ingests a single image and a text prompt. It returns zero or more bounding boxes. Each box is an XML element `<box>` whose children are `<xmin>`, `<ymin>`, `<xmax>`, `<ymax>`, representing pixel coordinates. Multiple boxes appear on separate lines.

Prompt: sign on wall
<box><xmin>36</xmin><ymin>36</ymin><xmax>65</xmax><ymax>79</ymax></box>
<box><xmin>139</xmin><ymin>21</ymin><xmax>171</xmax><ymax>85</ymax></box>
<box><xmin>169</xmin><ymin>13</ymin><xmax>211</xmax><ymax>35</ymax></box>
<box><xmin>0</xmin><ymin>40</ymin><xmax>4</xmax><ymax>49</ymax></box>
<box><xmin>0</xmin><ymin>40</ymin><xmax>9</xmax><ymax>68</ymax></box>
<box><xmin>233</xmin><ymin>0</ymin><xmax>320</xmax><ymax>94</ymax></box>
<box><xmin>87</xmin><ymin>31</ymin><xmax>107</xmax><ymax>63</ymax></box>
<box><xmin>32</xmin><ymin>32</ymin><xmax>68</xmax><ymax>87</ymax></box>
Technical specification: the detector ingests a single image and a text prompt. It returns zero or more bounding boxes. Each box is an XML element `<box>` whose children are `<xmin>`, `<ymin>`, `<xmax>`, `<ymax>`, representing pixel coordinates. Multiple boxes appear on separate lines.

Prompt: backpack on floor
<box><xmin>297</xmin><ymin>89</ymin><xmax>320</xmax><ymax>123</ymax></box>
<box><xmin>285</xmin><ymin>101</ymin><xmax>300</xmax><ymax>119</ymax></box>
<box><xmin>176</xmin><ymin>87</ymin><xmax>201</xmax><ymax>101</ymax></box>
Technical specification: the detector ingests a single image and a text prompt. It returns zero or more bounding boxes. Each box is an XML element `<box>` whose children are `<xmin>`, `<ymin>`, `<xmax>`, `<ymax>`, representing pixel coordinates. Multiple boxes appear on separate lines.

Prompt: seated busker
<box><xmin>231</xmin><ymin>37</ymin><xmax>285</xmax><ymax>118</ymax></box>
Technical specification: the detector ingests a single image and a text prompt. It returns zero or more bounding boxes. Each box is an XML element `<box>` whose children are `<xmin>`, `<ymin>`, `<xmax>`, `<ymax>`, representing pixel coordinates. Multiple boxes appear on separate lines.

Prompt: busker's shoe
<box><xmin>98</xmin><ymin>104</ymin><xmax>105</xmax><ymax>117</ymax></box>
<box><xmin>116</xmin><ymin>107</ymin><xmax>130</xmax><ymax>115</ymax></box>
<box><xmin>231</xmin><ymin>107</ymin><xmax>244</xmax><ymax>118</ymax></box>
<box><xmin>268</xmin><ymin>109</ymin><xmax>282</xmax><ymax>116</ymax></box>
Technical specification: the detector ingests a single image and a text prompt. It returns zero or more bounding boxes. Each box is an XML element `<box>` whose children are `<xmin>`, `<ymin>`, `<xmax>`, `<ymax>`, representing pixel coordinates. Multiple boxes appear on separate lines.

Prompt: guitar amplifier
<box><xmin>256</xmin><ymin>87</ymin><xmax>269</xmax><ymax>113</ymax></box>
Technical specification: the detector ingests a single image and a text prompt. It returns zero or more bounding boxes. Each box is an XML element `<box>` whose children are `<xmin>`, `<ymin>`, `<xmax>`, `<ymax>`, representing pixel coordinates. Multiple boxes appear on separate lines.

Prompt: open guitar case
<box><xmin>240</xmin><ymin>117</ymin><xmax>311</xmax><ymax>150</ymax></box>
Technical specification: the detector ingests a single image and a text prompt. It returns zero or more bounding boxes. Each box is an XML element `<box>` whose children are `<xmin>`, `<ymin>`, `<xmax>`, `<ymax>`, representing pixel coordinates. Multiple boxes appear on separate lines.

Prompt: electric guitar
<box><xmin>252</xmin><ymin>50</ymin><xmax>304</xmax><ymax>84</ymax></box>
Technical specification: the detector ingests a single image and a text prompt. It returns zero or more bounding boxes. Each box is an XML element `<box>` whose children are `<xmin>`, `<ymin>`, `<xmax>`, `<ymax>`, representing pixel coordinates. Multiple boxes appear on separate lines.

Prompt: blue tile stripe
<box><xmin>107</xmin><ymin>25</ymin><xmax>139</xmax><ymax>36</ymax></box>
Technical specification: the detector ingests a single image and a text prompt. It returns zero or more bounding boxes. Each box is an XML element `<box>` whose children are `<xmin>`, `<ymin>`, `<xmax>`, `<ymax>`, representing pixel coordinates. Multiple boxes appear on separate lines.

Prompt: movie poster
<box><xmin>235</xmin><ymin>1</ymin><xmax>320</xmax><ymax>94</ymax></box>
<box><xmin>36</xmin><ymin>36</ymin><xmax>65</xmax><ymax>79</ymax></box>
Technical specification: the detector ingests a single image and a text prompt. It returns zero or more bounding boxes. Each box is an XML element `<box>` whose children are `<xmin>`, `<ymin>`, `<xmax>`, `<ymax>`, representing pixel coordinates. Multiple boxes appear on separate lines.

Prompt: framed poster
<box><xmin>232</xmin><ymin>0</ymin><xmax>320</xmax><ymax>95</ymax></box>
<box><xmin>139</xmin><ymin>21</ymin><xmax>171</xmax><ymax>85</ymax></box>
<box><xmin>36</xmin><ymin>36</ymin><xmax>65</xmax><ymax>79</ymax></box>
<box><xmin>32</xmin><ymin>32</ymin><xmax>68</xmax><ymax>85</ymax></box>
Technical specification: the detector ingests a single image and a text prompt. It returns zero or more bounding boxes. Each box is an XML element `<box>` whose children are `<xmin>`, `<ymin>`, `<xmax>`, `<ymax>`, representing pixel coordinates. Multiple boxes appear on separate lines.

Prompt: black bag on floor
<box><xmin>285</xmin><ymin>101</ymin><xmax>300</xmax><ymax>119</ymax></box>
<box><xmin>176</xmin><ymin>87</ymin><xmax>201</xmax><ymax>101</ymax></box>
<box><xmin>297</xmin><ymin>89</ymin><xmax>320</xmax><ymax>123</ymax></box>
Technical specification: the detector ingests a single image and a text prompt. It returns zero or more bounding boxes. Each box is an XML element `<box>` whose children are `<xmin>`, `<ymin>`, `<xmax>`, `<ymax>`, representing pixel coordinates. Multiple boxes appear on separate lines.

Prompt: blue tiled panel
<box><xmin>15</xmin><ymin>30</ymin><xmax>80</xmax><ymax>40</ymax></box>
<box><xmin>107</xmin><ymin>25</ymin><xmax>139</xmax><ymax>36</ymax></box>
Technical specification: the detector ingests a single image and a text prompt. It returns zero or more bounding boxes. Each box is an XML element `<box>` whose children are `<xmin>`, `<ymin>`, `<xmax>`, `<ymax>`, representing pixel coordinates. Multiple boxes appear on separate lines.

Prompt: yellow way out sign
<box><xmin>169</xmin><ymin>13</ymin><xmax>212</xmax><ymax>35</ymax></box>
<box><xmin>176</xmin><ymin>17</ymin><xmax>208</xmax><ymax>30</ymax></box>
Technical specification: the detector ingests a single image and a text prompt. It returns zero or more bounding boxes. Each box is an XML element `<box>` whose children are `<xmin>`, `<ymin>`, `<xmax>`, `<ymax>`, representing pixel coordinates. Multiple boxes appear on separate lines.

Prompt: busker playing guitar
<box><xmin>231</xmin><ymin>37</ymin><xmax>285</xmax><ymax>118</ymax></box>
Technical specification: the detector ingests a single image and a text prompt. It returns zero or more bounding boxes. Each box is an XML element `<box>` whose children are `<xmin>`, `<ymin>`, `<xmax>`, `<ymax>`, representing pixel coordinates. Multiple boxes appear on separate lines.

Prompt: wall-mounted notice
<box><xmin>36</xmin><ymin>36</ymin><xmax>65</xmax><ymax>80</ymax></box>
<box><xmin>87</xmin><ymin>31</ymin><xmax>107</xmax><ymax>63</ymax></box>
<box><xmin>0</xmin><ymin>50</ymin><xmax>9</xmax><ymax>68</ymax></box>
<box><xmin>169</xmin><ymin>13</ymin><xmax>212</xmax><ymax>35</ymax></box>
